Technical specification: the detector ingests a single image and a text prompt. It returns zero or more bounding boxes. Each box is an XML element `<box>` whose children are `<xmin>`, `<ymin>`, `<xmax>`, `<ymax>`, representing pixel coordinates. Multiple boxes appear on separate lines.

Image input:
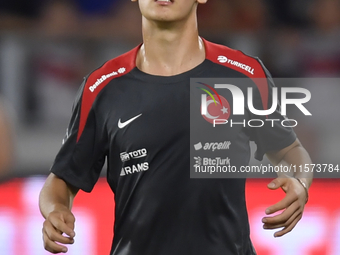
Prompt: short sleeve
<box><xmin>248</xmin><ymin>62</ymin><xmax>296</xmax><ymax>161</ymax></box>
<box><xmin>50</xmin><ymin>78</ymin><xmax>108</xmax><ymax>192</ymax></box>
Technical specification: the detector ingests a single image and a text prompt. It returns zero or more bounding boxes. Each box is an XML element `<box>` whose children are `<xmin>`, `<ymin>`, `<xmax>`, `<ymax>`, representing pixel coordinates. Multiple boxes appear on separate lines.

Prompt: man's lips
<box><xmin>155</xmin><ymin>0</ymin><xmax>174</xmax><ymax>4</ymax></box>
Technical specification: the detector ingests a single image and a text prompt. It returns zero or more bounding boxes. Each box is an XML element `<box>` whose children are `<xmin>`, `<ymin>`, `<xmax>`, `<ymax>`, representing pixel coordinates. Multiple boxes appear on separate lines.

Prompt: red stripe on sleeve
<box><xmin>203</xmin><ymin>38</ymin><xmax>269</xmax><ymax>111</ymax></box>
<box><xmin>77</xmin><ymin>46</ymin><xmax>140</xmax><ymax>142</ymax></box>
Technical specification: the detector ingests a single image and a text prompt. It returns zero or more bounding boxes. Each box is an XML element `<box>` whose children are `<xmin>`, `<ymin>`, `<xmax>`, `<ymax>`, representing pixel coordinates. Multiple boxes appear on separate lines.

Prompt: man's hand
<box><xmin>39</xmin><ymin>173</ymin><xmax>79</xmax><ymax>253</ymax></box>
<box><xmin>262</xmin><ymin>177</ymin><xmax>308</xmax><ymax>237</ymax></box>
<box><xmin>42</xmin><ymin>207</ymin><xmax>76</xmax><ymax>253</ymax></box>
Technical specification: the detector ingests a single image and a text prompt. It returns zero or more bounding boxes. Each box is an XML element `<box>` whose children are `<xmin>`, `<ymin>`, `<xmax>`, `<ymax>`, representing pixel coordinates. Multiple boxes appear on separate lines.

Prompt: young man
<box><xmin>39</xmin><ymin>0</ymin><xmax>313</xmax><ymax>254</ymax></box>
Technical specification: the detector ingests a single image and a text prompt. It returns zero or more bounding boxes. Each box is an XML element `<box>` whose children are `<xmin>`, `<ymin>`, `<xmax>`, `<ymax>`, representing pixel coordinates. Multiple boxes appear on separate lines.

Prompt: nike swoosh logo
<box><xmin>118</xmin><ymin>114</ymin><xmax>142</xmax><ymax>129</ymax></box>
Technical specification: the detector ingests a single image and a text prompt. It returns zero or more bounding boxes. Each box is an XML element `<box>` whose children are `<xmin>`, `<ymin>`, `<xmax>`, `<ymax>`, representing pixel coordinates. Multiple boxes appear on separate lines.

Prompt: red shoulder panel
<box><xmin>203</xmin><ymin>38</ymin><xmax>269</xmax><ymax>112</ymax></box>
<box><xmin>77</xmin><ymin>45</ymin><xmax>140</xmax><ymax>141</ymax></box>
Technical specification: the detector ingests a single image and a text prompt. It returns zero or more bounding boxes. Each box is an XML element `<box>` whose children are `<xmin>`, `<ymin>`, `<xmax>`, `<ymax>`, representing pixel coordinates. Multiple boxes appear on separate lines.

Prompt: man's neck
<box><xmin>136</xmin><ymin>17</ymin><xmax>205</xmax><ymax>76</ymax></box>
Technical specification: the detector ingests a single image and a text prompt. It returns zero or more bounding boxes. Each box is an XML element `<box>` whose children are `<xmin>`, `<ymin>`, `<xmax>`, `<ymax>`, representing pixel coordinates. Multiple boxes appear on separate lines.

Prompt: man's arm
<box><xmin>263</xmin><ymin>139</ymin><xmax>313</xmax><ymax>237</ymax></box>
<box><xmin>39</xmin><ymin>173</ymin><xmax>79</xmax><ymax>253</ymax></box>
<box><xmin>0</xmin><ymin>102</ymin><xmax>13</xmax><ymax>178</ymax></box>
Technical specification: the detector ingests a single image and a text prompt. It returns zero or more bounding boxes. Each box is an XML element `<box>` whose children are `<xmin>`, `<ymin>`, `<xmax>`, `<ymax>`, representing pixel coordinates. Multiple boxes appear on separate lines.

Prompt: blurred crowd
<box><xmin>0</xmin><ymin>0</ymin><xmax>339</xmax><ymax>76</ymax></box>
<box><xmin>0</xmin><ymin>0</ymin><xmax>339</xmax><ymax>177</ymax></box>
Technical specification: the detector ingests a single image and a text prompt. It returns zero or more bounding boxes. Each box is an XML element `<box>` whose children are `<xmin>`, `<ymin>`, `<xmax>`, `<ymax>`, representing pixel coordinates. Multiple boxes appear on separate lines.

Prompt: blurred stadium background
<box><xmin>0</xmin><ymin>0</ymin><xmax>340</xmax><ymax>254</ymax></box>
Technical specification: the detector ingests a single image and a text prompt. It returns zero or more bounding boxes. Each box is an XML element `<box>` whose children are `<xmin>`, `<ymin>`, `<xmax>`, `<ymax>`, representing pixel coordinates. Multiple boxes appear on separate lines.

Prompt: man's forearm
<box><xmin>267</xmin><ymin>139</ymin><xmax>313</xmax><ymax>189</ymax></box>
<box><xmin>279</xmin><ymin>144</ymin><xmax>313</xmax><ymax>189</ymax></box>
<box><xmin>39</xmin><ymin>173</ymin><xmax>78</xmax><ymax>218</ymax></box>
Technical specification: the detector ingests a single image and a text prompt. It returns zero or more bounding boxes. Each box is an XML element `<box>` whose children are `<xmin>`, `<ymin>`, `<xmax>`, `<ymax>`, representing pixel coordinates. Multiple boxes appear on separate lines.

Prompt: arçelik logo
<box><xmin>197</xmin><ymin>82</ymin><xmax>231</xmax><ymax>124</ymax></box>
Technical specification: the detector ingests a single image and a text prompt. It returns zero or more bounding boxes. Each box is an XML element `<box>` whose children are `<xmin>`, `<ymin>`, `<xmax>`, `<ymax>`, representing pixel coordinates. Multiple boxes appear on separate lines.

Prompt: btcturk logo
<box><xmin>197</xmin><ymin>82</ymin><xmax>230</xmax><ymax>124</ymax></box>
